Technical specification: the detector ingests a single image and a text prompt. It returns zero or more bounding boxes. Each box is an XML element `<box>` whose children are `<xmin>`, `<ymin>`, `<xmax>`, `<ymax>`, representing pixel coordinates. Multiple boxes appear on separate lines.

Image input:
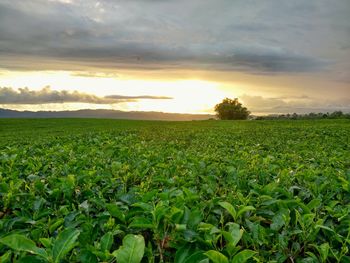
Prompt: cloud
<box><xmin>228</xmin><ymin>49</ymin><xmax>326</xmax><ymax>73</ymax></box>
<box><xmin>71</xmin><ymin>71</ymin><xmax>119</xmax><ymax>78</ymax></box>
<box><xmin>240</xmin><ymin>94</ymin><xmax>350</xmax><ymax>114</ymax></box>
<box><xmin>0</xmin><ymin>86</ymin><xmax>172</xmax><ymax>104</ymax></box>
<box><xmin>0</xmin><ymin>0</ymin><xmax>348</xmax><ymax>74</ymax></box>
<box><xmin>105</xmin><ymin>95</ymin><xmax>172</xmax><ymax>100</ymax></box>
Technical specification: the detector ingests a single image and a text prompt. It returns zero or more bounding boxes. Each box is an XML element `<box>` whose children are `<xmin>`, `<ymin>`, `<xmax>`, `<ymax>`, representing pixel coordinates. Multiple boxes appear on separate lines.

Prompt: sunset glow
<box><xmin>0</xmin><ymin>0</ymin><xmax>349</xmax><ymax>114</ymax></box>
<box><xmin>0</xmin><ymin>70</ymin><xmax>230</xmax><ymax>113</ymax></box>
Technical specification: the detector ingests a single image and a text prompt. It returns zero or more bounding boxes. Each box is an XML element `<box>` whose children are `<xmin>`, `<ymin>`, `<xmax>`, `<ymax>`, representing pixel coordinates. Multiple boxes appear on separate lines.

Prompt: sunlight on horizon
<box><xmin>0</xmin><ymin>70</ymin><xmax>231</xmax><ymax>114</ymax></box>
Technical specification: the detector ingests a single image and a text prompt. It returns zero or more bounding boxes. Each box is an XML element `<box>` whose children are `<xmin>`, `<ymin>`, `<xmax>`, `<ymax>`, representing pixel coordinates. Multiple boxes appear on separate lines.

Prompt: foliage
<box><xmin>214</xmin><ymin>98</ymin><xmax>250</xmax><ymax>120</ymax></box>
<box><xmin>0</xmin><ymin>119</ymin><xmax>349</xmax><ymax>262</ymax></box>
<box><xmin>255</xmin><ymin>111</ymin><xmax>350</xmax><ymax>120</ymax></box>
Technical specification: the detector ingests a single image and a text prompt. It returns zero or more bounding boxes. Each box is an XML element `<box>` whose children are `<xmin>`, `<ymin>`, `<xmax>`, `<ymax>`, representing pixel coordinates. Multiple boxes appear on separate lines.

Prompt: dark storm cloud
<box><xmin>0</xmin><ymin>87</ymin><xmax>172</xmax><ymax>104</ymax></box>
<box><xmin>0</xmin><ymin>0</ymin><xmax>349</xmax><ymax>74</ymax></box>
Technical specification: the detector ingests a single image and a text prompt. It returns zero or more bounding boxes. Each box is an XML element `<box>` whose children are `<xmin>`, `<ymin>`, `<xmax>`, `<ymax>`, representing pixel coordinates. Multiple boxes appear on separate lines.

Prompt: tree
<box><xmin>330</xmin><ymin>111</ymin><xmax>343</xmax><ymax>119</ymax></box>
<box><xmin>214</xmin><ymin>98</ymin><xmax>250</xmax><ymax>120</ymax></box>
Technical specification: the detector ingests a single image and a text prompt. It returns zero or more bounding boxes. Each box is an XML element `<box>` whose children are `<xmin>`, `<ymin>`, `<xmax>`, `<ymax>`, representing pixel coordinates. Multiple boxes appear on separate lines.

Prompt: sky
<box><xmin>0</xmin><ymin>0</ymin><xmax>349</xmax><ymax>114</ymax></box>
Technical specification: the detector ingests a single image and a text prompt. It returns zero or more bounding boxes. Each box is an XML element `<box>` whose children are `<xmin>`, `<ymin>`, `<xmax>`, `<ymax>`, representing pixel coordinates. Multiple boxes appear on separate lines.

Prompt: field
<box><xmin>0</xmin><ymin>119</ymin><xmax>349</xmax><ymax>263</ymax></box>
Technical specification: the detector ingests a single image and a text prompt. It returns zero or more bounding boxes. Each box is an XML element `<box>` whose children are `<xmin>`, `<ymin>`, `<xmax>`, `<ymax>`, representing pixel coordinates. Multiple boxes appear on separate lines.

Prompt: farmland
<box><xmin>0</xmin><ymin>119</ymin><xmax>349</xmax><ymax>262</ymax></box>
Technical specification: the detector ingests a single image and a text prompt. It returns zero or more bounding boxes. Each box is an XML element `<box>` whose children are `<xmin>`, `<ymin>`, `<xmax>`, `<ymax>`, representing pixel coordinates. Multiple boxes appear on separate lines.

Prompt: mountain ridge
<box><xmin>0</xmin><ymin>108</ymin><xmax>215</xmax><ymax>121</ymax></box>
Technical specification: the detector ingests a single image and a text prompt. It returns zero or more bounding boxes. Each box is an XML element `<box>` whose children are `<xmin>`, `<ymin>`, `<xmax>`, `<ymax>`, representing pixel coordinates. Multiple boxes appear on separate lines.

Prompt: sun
<box><xmin>128</xmin><ymin>80</ymin><xmax>227</xmax><ymax>114</ymax></box>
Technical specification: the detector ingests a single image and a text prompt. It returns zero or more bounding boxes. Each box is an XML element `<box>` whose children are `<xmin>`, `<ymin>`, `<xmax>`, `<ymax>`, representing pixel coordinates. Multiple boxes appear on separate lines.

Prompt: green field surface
<box><xmin>0</xmin><ymin>119</ymin><xmax>349</xmax><ymax>262</ymax></box>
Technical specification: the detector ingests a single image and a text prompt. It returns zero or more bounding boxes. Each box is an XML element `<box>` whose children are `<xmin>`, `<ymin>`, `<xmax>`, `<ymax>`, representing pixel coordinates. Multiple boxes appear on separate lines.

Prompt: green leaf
<box><xmin>302</xmin><ymin>213</ymin><xmax>315</xmax><ymax>228</ymax></box>
<box><xmin>319</xmin><ymin>243</ymin><xmax>330</xmax><ymax>263</ymax></box>
<box><xmin>0</xmin><ymin>234</ymin><xmax>48</xmax><ymax>260</ymax></box>
<box><xmin>315</xmin><ymin>225</ymin><xmax>335</xmax><ymax>233</ymax></box>
<box><xmin>132</xmin><ymin>202</ymin><xmax>153</xmax><ymax>212</ymax></box>
<box><xmin>128</xmin><ymin>217</ymin><xmax>153</xmax><ymax>229</ymax></box>
<box><xmin>312</xmin><ymin>243</ymin><xmax>330</xmax><ymax>263</ymax></box>
<box><xmin>52</xmin><ymin>228</ymin><xmax>80</xmax><ymax>263</ymax></box>
<box><xmin>79</xmin><ymin>249</ymin><xmax>98</xmax><ymax>263</ymax></box>
<box><xmin>219</xmin><ymin>202</ymin><xmax>237</xmax><ymax>220</ymax></box>
<box><xmin>204</xmin><ymin>250</ymin><xmax>229</xmax><ymax>263</ymax></box>
<box><xmin>175</xmin><ymin>246</ymin><xmax>206</xmax><ymax>263</ymax></box>
<box><xmin>113</xmin><ymin>234</ymin><xmax>145</xmax><ymax>263</ymax></box>
<box><xmin>187</xmin><ymin>209</ymin><xmax>203</xmax><ymax>229</ymax></box>
<box><xmin>49</xmin><ymin>218</ymin><xmax>64</xmax><ymax>234</ymax></box>
<box><xmin>106</xmin><ymin>203</ymin><xmax>126</xmax><ymax>223</ymax></box>
<box><xmin>185</xmin><ymin>251</ymin><xmax>207</xmax><ymax>263</ymax></box>
<box><xmin>271</xmin><ymin>209</ymin><xmax>289</xmax><ymax>231</ymax></box>
<box><xmin>305</xmin><ymin>251</ymin><xmax>318</xmax><ymax>262</ymax></box>
<box><xmin>18</xmin><ymin>256</ymin><xmax>47</xmax><ymax>263</ymax></box>
<box><xmin>170</xmin><ymin>207</ymin><xmax>184</xmax><ymax>223</ymax></box>
<box><xmin>39</xmin><ymin>238</ymin><xmax>52</xmax><ymax>249</ymax></box>
<box><xmin>231</xmin><ymin>250</ymin><xmax>257</xmax><ymax>263</ymax></box>
<box><xmin>100</xmin><ymin>232</ymin><xmax>114</xmax><ymax>252</ymax></box>
<box><xmin>175</xmin><ymin>246</ymin><xmax>193</xmax><ymax>263</ymax></box>
<box><xmin>271</xmin><ymin>214</ymin><xmax>285</xmax><ymax>231</ymax></box>
<box><xmin>0</xmin><ymin>250</ymin><xmax>12</xmax><ymax>263</ymax></box>
<box><xmin>307</xmin><ymin>199</ymin><xmax>322</xmax><ymax>210</ymax></box>
<box><xmin>175</xmin><ymin>224</ymin><xmax>187</xmax><ymax>231</ymax></box>
<box><xmin>222</xmin><ymin>223</ymin><xmax>243</xmax><ymax>248</ymax></box>
<box><xmin>237</xmin><ymin>206</ymin><xmax>255</xmax><ymax>218</ymax></box>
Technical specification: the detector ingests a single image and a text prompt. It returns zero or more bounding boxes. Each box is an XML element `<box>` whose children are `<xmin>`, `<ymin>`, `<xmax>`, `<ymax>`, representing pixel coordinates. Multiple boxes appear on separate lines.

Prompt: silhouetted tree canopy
<box><xmin>255</xmin><ymin>111</ymin><xmax>349</xmax><ymax>120</ymax></box>
<box><xmin>215</xmin><ymin>98</ymin><xmax>250</xmax><ymax>120</ymax></box>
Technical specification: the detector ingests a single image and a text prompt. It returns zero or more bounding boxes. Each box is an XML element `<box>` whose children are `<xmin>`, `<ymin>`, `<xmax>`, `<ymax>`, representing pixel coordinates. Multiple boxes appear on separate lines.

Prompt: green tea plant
<box><xmin>0</xmin><ymin>119</ymin><xmax>349</xmax><ymax>262</ymax></box>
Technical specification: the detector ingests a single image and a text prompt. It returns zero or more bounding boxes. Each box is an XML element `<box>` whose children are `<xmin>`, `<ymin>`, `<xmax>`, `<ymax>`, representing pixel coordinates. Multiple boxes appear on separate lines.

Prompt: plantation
<box><xmin>0</xmin><ymin>119</ymin><xmax>349</xmax><ymax>263</ymax></box>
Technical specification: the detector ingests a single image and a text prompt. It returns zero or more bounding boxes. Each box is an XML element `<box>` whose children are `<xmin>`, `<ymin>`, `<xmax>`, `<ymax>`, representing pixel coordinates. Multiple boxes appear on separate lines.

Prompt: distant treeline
<box><xmin>254</xmin><ymin>111</ymin><xmax>350</xmax><ymax>120</ymax></box>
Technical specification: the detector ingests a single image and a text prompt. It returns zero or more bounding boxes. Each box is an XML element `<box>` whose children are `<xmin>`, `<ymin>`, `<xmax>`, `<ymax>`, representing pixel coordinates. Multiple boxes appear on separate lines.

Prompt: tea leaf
<box><xmin>0</xmin><ymin>234</ymin><xmax>48</xmax><ymax>260</ymax></box>
<box><xmin>113</xmin><ymin>234</ymin><xmax>145</xmax><ymax>263</ymax></box>
<box><xmin>231</xmin><ymin>250</ymin><xmax>257</xmax><ymax>263</ymax></box>
<box><xmin>204</xmin><ymin>250</ymin><xmax>229</xmax><ymax>263</ymax></box>
<box><xmin>52</xmin><ymin>228</ymin><xmax>80</xmax><ymax>263</ymax></box>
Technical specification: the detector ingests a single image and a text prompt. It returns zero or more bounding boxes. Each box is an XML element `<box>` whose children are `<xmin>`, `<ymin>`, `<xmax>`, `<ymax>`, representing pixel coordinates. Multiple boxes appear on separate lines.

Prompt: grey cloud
<box><xmin>241</xmin><ymin>95</ymin><xmax>350</xmax><ymax>114</ymax></box>
<box><xmin>0</xmin><ymin>87</ymin><xmax>172</xmax><ymax>104</ymax></box>
<box><xmin>229</xmin><ymin>52</ymin><xmax>326</xmax><ymax>73</ymax></box>
<box><xmin>0</xmin><ymin>87</ymin><xmax>111</xmax><ymax>104</ymax></box>
<box><xmin>0</xmin><ymin>42</ymin><xmax>328</xmax><ymax>74</ymax></box>
<box><xmin>71</xmin><ymin>71</ymin><xmax>119</xmax><ymax>78</ymax></box>
<box><xmin>105</xmin><ymin>95</ymin><xmax>172</xmax><ymax>100</ymax></box>
<box><xmin>0</xmin><ymin>0</ymin><xmax>347</xmax><ymax>74</ymax></box>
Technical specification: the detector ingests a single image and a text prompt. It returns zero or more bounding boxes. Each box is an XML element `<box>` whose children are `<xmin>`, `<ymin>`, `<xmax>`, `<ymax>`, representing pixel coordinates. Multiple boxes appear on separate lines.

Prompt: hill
<box><xmin>0</xmin><ymin>108</ymin><xmax>214</xmax><ymax>121</ymax></box>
